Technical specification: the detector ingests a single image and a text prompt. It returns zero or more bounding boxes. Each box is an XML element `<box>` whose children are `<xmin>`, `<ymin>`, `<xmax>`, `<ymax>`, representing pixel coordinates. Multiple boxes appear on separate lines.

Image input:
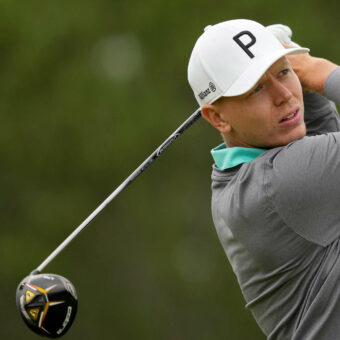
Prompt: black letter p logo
<box><xmin>233</xmin><ymin>31</ymin><xmax>256</xmax><ymax>58</ymax></box>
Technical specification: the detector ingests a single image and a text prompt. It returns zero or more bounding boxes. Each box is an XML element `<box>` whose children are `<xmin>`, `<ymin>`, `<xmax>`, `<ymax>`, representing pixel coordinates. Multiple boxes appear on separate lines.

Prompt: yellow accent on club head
<box><xmin>29</xmin><ymin>308</ymin><xmax>40</xmax><ymax>320</ymax></box>
<box><xmin>25</xmin><ymin>290</ymin><xmax>35</xmax><ymax>303</ymax></box>
<box><xmin>27</xmin><ymin>283</ymin><xmax>47</xmax><ymax>294</ymax></box>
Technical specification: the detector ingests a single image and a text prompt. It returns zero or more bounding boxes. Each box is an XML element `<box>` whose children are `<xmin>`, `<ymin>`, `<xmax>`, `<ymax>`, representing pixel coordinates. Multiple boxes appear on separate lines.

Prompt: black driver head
<box><xmin>16</xmin><ymin>273</ymin><xmax>78</xmax><ymax>338</ymax></box>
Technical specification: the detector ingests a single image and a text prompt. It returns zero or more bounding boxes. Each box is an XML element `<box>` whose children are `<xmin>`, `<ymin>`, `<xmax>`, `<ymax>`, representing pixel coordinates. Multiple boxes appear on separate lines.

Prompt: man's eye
<box><xmin>279</xmin><ymin>69</ymin><xmax>289</xmax><ymax>77</ymax></box>
<box><xmin>250</xmin><ymin>84</ymin><xmax>263</xmax><ymax>95</ymax></box>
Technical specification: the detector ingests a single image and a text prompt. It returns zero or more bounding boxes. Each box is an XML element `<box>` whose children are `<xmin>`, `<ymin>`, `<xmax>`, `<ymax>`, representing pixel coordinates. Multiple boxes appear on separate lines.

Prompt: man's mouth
<box><xmin>280</xmin><ymin>109</ymin><xmax>299</xmax><ymax>123</ymax></box>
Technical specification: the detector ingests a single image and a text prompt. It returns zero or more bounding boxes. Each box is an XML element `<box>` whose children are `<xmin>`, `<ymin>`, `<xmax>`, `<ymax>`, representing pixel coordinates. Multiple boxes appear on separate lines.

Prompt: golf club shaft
<box><xmin>35</xmin><ymin>109</ymin><xmax>202</xmax><ymax>273</ymax></box>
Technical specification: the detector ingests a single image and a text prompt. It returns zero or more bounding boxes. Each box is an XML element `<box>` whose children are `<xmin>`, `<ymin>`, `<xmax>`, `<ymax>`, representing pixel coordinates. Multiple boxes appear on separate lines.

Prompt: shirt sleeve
<box><xmin>265</xmin><ymin>134</ymin><xmax>340</xmax><ymax>246</ymax></box>
<box><xmin>303</xmin><ymin>92</ymin><xmax>340</xmax><ymax>136</ymax></box>
<box><xmin>324</xmin><ymin>67</ymin><xmax>340</xmax><ymax>104</ymax></box>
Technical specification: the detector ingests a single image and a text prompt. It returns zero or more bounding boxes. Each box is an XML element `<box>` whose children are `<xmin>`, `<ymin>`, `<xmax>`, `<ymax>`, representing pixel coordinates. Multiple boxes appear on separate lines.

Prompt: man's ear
<box><xmin>201</xmin><ymin>104</ymin><xmax>231</xmax><ymax>134</ymax></box>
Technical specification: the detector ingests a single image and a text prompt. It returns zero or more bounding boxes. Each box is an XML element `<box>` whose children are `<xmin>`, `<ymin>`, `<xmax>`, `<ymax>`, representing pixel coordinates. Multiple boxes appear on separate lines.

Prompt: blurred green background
<box><xmin>1</xmin><ymin>0</ymin><xmax>339</xmax><ymax>339</ymax></box>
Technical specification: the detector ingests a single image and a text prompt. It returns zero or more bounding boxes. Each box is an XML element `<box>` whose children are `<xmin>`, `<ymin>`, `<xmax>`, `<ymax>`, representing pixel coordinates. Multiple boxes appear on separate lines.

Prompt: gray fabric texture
<box><xmin>211</xmin><ymin>68</ymin><xmax>340</xmax><ymax>339</ymax></box>
<box><xmin>324</xmin><ymin>66</ymin><xmax>340</xmax><ymax>104</ymax></box>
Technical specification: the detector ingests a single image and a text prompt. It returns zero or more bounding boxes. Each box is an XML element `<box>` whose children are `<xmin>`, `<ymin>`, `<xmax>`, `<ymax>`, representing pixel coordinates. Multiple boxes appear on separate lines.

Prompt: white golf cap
<box><xmin>188</xmin><ymin>19</ymin><xmax>309</xmax><ymax>107</ymax></box>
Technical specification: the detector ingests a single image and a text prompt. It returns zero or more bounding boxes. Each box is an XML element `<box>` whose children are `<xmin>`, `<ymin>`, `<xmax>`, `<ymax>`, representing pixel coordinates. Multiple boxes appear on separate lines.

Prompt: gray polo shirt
<box><xmin>211</xmin><ymin>68</ymin><xmax>340</xmax><ymax>339</ymax></box>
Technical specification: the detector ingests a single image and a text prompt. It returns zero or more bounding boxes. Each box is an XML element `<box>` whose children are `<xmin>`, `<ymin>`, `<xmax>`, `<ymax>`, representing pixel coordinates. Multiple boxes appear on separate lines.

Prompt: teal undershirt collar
<box><xmin>211</xmin><ymin>143</ymin><xmax>267</xmax><ymax>170</ymax></box>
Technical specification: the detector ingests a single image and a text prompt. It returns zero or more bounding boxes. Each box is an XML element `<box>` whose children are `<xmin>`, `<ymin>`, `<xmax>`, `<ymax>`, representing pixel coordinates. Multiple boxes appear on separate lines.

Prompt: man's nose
<box><xmin>269</xmin><ymin>78</ymin><xmax>293</xmax><ymax>106</ymax></box>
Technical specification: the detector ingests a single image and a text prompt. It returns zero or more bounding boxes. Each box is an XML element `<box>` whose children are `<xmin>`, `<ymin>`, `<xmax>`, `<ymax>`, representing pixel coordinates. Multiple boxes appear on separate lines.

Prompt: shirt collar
<box><xmin>211</xmin><ymin>143</ymin><xmax>267</xmax><ymax>170</ymax></box>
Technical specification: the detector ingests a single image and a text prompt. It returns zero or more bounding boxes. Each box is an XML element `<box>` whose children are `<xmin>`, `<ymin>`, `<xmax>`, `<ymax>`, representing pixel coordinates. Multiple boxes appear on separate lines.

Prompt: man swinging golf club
<box><xmin>16</xmin><ymin>17</ymin><xmax>340</xmax><ymax>339</ymax></box>
<box><xmin>188</xmin><ymin>19</ymin><xmax>340</xmax><ymax>339</ymax></box>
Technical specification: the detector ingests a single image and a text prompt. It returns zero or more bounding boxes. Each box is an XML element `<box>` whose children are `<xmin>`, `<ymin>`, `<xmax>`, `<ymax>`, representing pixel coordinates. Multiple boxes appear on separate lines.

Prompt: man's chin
<box><xmin>275</xmin><ymin>124</ymin><xmax>307</xmax><ymax>147</ymax></box>
<box><xmin>258</xmin><ymin>129</ymin><xmax>307</xmax><ymax>149</ymax></box>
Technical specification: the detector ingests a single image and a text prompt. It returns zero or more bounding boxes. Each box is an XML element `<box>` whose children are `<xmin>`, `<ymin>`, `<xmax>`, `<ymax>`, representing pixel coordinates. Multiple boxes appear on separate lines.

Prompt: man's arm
<box><xmin>325</xmin><ymin>67</ymin><xmax>340</xmax><ymax>104</ymax></box>
<box><xmin>267</xmin><ymin>131</ymin><xmax>340</xmax><ymax>247</ymax></box>
<box><xmin>302</xmin><ymin>91</ymin><xmax>340</xmax><ymax>136</ymax></box>
<box><xmin>288</xmin><ymin>55</ymin><xmax>340</xmax><ymax>135</ymax></box>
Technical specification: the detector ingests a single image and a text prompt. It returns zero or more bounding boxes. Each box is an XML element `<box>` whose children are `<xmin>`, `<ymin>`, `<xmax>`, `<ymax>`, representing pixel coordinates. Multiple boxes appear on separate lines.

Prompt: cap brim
<box><xmin>223</xmin><ymin>47</ymin><xmax>309</xmax><ymax>97</ymax></box>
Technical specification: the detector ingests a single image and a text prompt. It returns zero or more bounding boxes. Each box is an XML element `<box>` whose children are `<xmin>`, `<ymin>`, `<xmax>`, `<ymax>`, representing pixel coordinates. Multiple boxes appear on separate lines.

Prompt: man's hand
<box><xmin>267</xmin><ymin>24</ymin><xmax>338</xmax><ymax>95</ymax></box>
<box><xmin>284</xmin><ymin>52</ymin><xmax>338</xmax><ymax>94</ymax></box>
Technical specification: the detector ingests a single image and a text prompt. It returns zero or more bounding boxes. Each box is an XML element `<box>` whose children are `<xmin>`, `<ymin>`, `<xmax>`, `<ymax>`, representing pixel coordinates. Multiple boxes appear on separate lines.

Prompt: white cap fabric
<box><xmin>188</xmin><ymin>19</ymin><xmax>309</xmax><ymax>107</ymax></box>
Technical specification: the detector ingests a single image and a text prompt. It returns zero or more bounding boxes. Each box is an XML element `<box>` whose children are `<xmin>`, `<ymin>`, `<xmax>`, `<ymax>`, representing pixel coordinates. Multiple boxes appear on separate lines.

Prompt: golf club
<box><xmin>16</xmin><ymin>108</ymin><xmax>202</xmax><ymax>338</ymax></box>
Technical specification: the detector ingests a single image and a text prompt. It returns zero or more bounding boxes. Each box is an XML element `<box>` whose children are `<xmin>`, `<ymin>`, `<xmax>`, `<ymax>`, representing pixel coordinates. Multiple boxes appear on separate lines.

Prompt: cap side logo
<box><xmin>209</xmin><ymin>82</ymin><xmax>216</xmax><ymax>92</ymax></box>
<box><xmin>198</xmin><ymin>82</ymin><xmax>216</xmax><ymax>100</ymax></box>
<box><xmin>233</xmin><ymin>31</ymin><xmax>256</xmax><ymax>58</ymax></box>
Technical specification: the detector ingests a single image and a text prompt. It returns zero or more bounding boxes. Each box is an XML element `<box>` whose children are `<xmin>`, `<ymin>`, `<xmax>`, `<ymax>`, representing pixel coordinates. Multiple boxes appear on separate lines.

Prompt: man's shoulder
<box><xmin>211</xmin><ymin>132</ymin><xmax>340</xmax><ymax>194</ymax></box>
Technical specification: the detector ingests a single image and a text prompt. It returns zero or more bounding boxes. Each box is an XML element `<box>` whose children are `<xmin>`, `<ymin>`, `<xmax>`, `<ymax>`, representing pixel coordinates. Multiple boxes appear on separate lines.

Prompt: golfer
<box><xmin>188</xmin><ymin>19</ymin><xmax>340</xmax><ymax>339</ymax></box>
